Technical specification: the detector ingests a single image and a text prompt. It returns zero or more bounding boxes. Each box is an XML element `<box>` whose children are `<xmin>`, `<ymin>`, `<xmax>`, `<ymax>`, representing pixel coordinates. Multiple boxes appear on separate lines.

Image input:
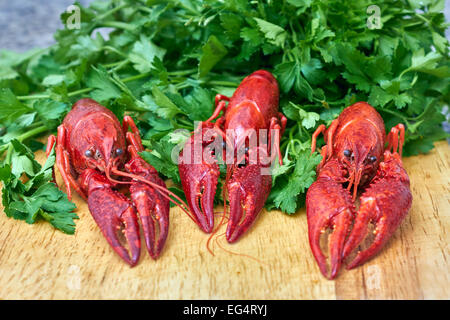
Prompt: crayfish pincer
<box><xmin>46</xmin><ymin>98</ymin><xmax>189</xmax><ymax>266</ymax></box>
<box><xmin>306</xmin><ymin>102</ymin><xmax>412</xmax><ymax>279</ymax></box>
<box><xmin>178</xmin><ymin>70</ymin><xmax>287</xmax><ymax>242</ymax></box>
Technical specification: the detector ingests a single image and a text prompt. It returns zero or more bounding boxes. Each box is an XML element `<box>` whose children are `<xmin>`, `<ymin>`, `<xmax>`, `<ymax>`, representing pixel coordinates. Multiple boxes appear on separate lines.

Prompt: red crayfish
<box><xmin>306</xmin><ymin>102</ymin><xmax>412</xmax><ymax>279</ymax></box>
<box><xmin>178</xmin><ymin>70</ymin><xmax>287</xmax><ymax>242</ymax></box>
<box><xmin>46</xmin><ymin>98</ymin><xmax>188</xmax><ymax>266</ymax></box>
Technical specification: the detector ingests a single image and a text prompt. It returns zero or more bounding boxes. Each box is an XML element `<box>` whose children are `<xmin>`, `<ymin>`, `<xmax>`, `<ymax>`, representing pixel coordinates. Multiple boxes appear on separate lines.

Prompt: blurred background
<box><xmin>0</xmin><ymin>0</ymin><xmax>449</xmax><ymax>52</ymax></box>
<box><xmin>0</xmin><ymin>0</ymin><xmax>92</xmax><ymax>51</ymax></box>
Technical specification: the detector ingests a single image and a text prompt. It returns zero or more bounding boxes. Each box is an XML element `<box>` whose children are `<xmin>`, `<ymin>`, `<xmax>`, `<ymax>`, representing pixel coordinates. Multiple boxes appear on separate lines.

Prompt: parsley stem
<box><xmin>17</xmin><ymin>94</ymin><xmax>51</xmax><ymax>100</ymax></box>
<box><xmin>167</xmin><ymin>68</ymin><xmax>197</xmax><ymax>76</ymax></box>
<box><xmin>177</xmin><ymin>118</ymin><xmax>194</xmax><ymax>128</ymax></box>
<box><xmin>175</xmin><ymin>124</ymin><xmax>194</xmax><ymax>130</ymax></box>
<box><xmin>96</xmin><ymin>3</ymin><xmax>127</xmax><ymax>20</ymax></box>
<box><xmin>0</xmin><ymin>125</ymin><xmax>49</xmax><ymax>154</ymax></box>
<box><xmin>280</xmin><ymin>138</ymin><xmax>289</xmax><ymax>153</ymax></box>
<box><xmin>121</xmin><ymin>72</ymin><xmax>152</xmax><ymax>83</ymax></box>
<box><xmin>138</xmin><ymin>6</ymin><xmax>152</xmax><ymax>14</ymax></box>
<box><xmin>17</xmin><ymin>73</ymin><xmax>149</xmax><ymax>102</ymax></box>
<box><xmin>398</xmin><ymin>67</ymin><xmax>412</xmax><ymax>79</ymax></box>
<box><xmin>68</xmin><ymin>88</ymin><xmax>93</xmax><ymax>97</ymax></box>
<box><xmin>206</xmin><ymin>80</ymin><xmax>239</xmax><ymax>87</ymax></box>
<box><xmin>414</xmin><ymin>13</ymin><xmax>430</xmax><ymax>25</ymax></box>
<box><xmin>103</xmin><ymin>46</ymin><xmax>128</xmax><ymax>58</ymax></box>
<box><xmin>4</xmin><ymin>144</ymin><xmax>13</xmax><ymax>165</ymax></box>
<box><xmin>99</xmin><ymin>21</ymin><xmax>135</xmax><ymax>32</ymax></box>
<box><xmin>174</xmin><ymin>82</ymin><xmax>192</xmax><ymax>90</ymax></box>
<box><xmin>103</xmin><ymin>60</ymin><xmax>126</xmax><ymax>68</ymax></box>
<box><xmin>39</xmin><ymin>211</ymin><xmax>53</xmax><ymax>222</ymax></box>
<box><xmin>378</xmin><ymin>107</ymin><xmax>410</xmax><ymax>124</ymax></box>
<box><xmin>18</xmin><ymin>88</ymin><xmax>94</xmax><ymax>100</ymax></box>
<box><xmin>29</xmin><ymin>120</ymin><xmax>44</xmax><ymax>129</ymax></box>
<box><xmin>16</xmin><ymin>125</ymin><xmax>49</xmax><ymax>143</ymax></box>
<box><xmin>141</xmin><ymin>139</ymin><xmax>151</xmax><ymax>147</ymax></box>
<box><xmin>108</xmin><ymin>59</ymin><xmax>130</xmax><ymax>72</ymax></box>
<box><xmin>16</xmin><ymin>67</ymin><xmax>196</xmax><ymax>102</ymax></box>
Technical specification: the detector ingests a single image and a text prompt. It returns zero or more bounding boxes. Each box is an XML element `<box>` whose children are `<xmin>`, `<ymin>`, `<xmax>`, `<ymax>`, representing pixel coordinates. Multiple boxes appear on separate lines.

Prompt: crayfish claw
<box><xmin>178</xmin><ymin>126</ymin><xmax>220</xmax><ymax>233</ymax></box>
<box><xmin>344</xmin><ymin>210</ymin><xmax>389</xmax><ymax>270</ymax></box>
<box><xmin>306</xmin><ymin>161</ymin><xmax>354</xmax><ymax>279</ymax></box>
<box><xmin>83</xmin><ymin>170</ymin><xmax>141</xmax><ymax>266</ymax></box>
<box><xmin>226</xmin><ymin>164</ymin><xmax>272</xmax><ymax>243</ymax></box>
<box><xmin>306</xmin><ymin>192</ymin><xmax>353</xmax><ymax>279</ymax></box>
<box><xmin>125</xmin><ymin>155</ymin><xmax>171</xmax><ymax>260</ymax></box>
<box><xmin>115</xmin><ymin>205</ymin><xmax>141</xmax><ymax>266</ymax></box>
<box><xmin>307</xmin><ymin>213</ymin><xmax>330</xmax><ymax>278</ymax></box>
<box><xmin>90</xmin><ymin>193</ymin><xmax>140</xmax><ymax>266</ymax></box>
<box><xmin>343</xmin><ymin>160</ymin><xmax>412</xmax><ymax>269</ymax></box>
<box><xmin>130</xmin><ymin>181</ymin><xmax>169</xmax><ymax>260</ymax></box>
<box><xmin>329</xmin><ymin>211</ymin><xmax>353</xmax><ymax>279</ymax></box>
<box><xmin>180</xmin><ymin>164</ymin><xmax>218</xmax><ymax>233</ymax></box>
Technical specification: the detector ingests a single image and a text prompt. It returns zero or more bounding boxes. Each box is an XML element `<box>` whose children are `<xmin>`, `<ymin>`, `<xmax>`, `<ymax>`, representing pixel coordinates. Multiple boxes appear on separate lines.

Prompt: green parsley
<box><xmin>0</xmin><ymin>0</ymin><xmax>448</xmax><ymax>231</ymax></box>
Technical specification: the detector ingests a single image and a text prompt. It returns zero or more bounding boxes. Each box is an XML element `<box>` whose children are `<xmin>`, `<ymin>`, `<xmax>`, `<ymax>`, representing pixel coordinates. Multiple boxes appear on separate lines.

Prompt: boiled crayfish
<box><xmin>178</xmin><ymin>70</ymin><xmax>287</xmax><ymax>242</ymax></box>
<box><xmin>46</xmin><ymin>98</ymin><xmax>189</xmax><ymax>266</ymax></box>
<box><xmin>306</xmin><ymin>102</ymin><xmax>412</xmax><ymax>279</ymax></box>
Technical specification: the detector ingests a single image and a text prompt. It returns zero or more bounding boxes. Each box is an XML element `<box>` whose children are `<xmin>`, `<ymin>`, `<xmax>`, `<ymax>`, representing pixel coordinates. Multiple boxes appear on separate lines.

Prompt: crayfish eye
<box><xmin>85</xmin><ymin>149</ymin><xmax>93</xmax><ymax>158</ymax></box>
<box><xmin>368</xmin><ymin>155</ymin><xmax>377</xmax><ymax>163</ymax></box>
<box><xmin>115</xmin><ymin>148</ymin><xmax>124</xmax><ymax>156</ymax></box>
<box><xmin>95</xmin><ymin>149</ymin><xmax>102</xmax><ymax>159</ymax></box>
<box><xmin>343</xmin><ymin>149</ymin><xmax>351</xmax><ymax>157</ymax></box>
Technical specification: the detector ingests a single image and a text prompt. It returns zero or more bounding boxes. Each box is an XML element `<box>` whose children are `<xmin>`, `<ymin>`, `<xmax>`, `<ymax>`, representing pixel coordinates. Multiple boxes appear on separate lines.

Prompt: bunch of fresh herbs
<box><xmin>0</xmin><ymin>0</ymin><xmax>448</xmax><ymax>233</ymax></box>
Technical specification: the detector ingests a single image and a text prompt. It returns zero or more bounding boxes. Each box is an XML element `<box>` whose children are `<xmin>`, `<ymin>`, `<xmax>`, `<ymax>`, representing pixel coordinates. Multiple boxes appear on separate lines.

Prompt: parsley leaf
<box><xmin>198</xmin><ymin>35</ymin><xmax>228</xmax><ymax>77</ymax></box>
<box><xmin>129</xmin><ymin>35</ymin><xmax>166</xmax><ymax>73</ymax></box>
<box><xmin>253</xmin><ymin>18</ymin><xmax>288</xmax><ymax>48</ymax></box>
<box><xmin>1</xmin><ymin>140</ymin><xmax>78</xmax><ymax>234</ymax></box>
<box><xmin>267</xmin><ymin>149</ymin><xmax>322</xmax><ymax>214</ymax></box>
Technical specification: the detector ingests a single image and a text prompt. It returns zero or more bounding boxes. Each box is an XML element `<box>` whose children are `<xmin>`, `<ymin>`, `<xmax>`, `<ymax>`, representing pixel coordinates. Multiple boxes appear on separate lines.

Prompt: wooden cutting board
<box><xmin>0</xmin><ymin>141</ymin><xmax>448</xmax><ymax>299</ymax></box>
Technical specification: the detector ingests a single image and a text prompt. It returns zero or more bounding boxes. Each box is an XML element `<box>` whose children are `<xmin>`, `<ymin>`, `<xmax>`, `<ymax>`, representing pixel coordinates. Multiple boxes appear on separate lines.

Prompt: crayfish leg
<box><xmin>123</xmin><ymin>115</ymin><xmax>144</xmax><ymax>151</ymax></box>
<box><xmin>48</xmin><ymin>126</ymin><xmax>87</xmax><ymax>200</ymax></box>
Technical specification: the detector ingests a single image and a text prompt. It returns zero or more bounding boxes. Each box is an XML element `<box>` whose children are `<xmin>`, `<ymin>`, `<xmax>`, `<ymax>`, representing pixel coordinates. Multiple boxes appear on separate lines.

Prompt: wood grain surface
<box><xmin>0</xmin><ymin>141</ymin><xmax>448</xmax><ymax>300</ymax></box>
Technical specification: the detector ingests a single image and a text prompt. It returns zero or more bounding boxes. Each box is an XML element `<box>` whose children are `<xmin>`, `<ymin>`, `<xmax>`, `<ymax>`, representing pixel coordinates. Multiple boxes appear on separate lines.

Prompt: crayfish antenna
<box><xmin>109</xmin><ymin>168</ymin><xmax>195</xmax><ymax>222</ymax></box>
